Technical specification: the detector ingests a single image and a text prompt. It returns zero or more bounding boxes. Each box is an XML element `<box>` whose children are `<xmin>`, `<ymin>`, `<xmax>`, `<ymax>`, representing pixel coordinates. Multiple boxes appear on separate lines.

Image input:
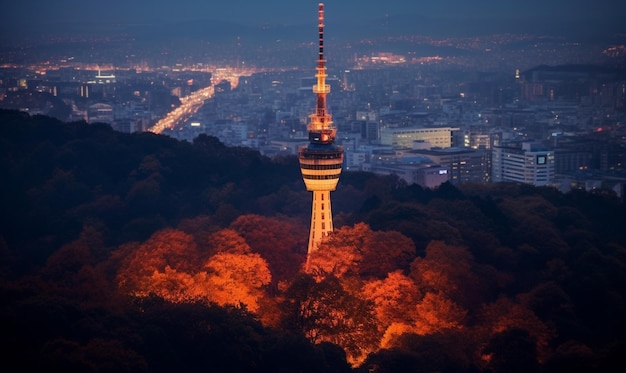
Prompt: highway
<box><xmin>146</xmin><ymin>67</ymin><xmax>258</xmax><ymax>134</ymax></box>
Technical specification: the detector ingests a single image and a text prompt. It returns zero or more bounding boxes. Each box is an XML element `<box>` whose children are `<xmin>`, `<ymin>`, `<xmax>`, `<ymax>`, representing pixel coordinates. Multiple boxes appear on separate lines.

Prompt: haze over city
<box><xmin>3</xmin><ymin>0</ymin><xmax>626</xmax><ymax>41</ymax></box>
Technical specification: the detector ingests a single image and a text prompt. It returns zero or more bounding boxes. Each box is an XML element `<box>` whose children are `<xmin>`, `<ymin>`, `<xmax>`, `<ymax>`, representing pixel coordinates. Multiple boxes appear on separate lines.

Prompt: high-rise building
<box><xmin>492</xmin><ymin>141</ymin><xmax>555</xmax><ymax>186</ymax></box>
<box><xmin>379</xmin><ymin>126</ymin><xmax>460</xmax><ymax>149</ymax></box>
<box><xmin>299</xmin><ymin>3</ymin><xmax>344</xmax><ymax>261</ymax></box>
<box><xmin>409</xmin><ymin>147</ymin><xmax>491</xmax><ymax>184</ymax></box>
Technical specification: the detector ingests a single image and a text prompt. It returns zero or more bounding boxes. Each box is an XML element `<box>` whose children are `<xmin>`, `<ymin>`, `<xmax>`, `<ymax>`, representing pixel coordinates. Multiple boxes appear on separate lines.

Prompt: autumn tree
<box><xmin>413</xmin><ymin>291</ymin><xmax>467</xmax><ymax>335</ymax></box>
<box><xmin>116</xmin><ymin>227</ymin><xmax>272</xmax><ymax>312</ymax></box>
<box><xmin>410</xmin><ymin>240</ymin><xmax>489</xmax><ymax>309</ymax></box>
<box><xmin>201</xmin><ymin>251</ymin><xmax>271</xmax><ymax>312</ymax></box>
<box><xmin>360</xmin><ymin>230</ymin><xmax>416</xmax><ymax>279</ymax></box>
<box><xmin>378</xmin><ymin>322</ymin><xmax>416</xmax><ymax>350</ymax></box>
<box><xmin>40</xmin><ymin>224</ymin><xmax>114</xmax><ymax>305</ymax></box>
<box><xmin>306</xmin><ymin>223</ymin><xmax>370</xmax><ymax>279</ymax></box>
<box><xmin>229</xmin><ymin>214</ymin><xmax>308</xmax><ymax>283</ymax></box>
<box><xmin>307</xmin><ymin>223</ymin><xmax>414</xmax><ymax>282</ymax></box>
<box><xmin>205</xmin><ymin>228</ymin><xmax>252</xmax><ymax>256</ymax></box>
<box><xmin>116</xmin><ymin>251</ymin><xmax>272</xmax><ymax>313</ymax></box>
<box><xmin>376</xmin><ymin>293</ymin><xmax>467</xmax><ymax>349</ymax></box>
<box><xmin>362</xmin><ymin>270</ymin><xmax>421</xmax><ymax>338</ymax></box>
<box><xmin>281</xmin><ymin>274</ymin><xmax>378</xmax><ymax>365</ymax></box>
<box><xmin>116</xmin><ymin>228</ymin><xmax>200</xmax><ymax>296</ymax></box>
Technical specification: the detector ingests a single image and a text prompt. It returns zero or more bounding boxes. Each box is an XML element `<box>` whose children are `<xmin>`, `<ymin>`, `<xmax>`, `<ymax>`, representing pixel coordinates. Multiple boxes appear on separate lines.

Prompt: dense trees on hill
<box><xmin>1</xmin><ymin>109</ymin><xmax>626</xmax><ymax>371</ymax></box>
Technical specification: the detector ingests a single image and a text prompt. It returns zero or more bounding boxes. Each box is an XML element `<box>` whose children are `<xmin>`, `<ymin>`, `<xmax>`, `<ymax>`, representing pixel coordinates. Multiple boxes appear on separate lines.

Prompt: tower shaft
<box><xmin>307</xmin><ymin>190</ymin><xmax>334</xmax><ymax>254</ymax></box>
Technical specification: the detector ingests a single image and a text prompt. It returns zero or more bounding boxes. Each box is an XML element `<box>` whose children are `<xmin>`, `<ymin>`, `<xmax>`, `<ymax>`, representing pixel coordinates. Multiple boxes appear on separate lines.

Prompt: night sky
<box><xmin>2</xmin><ymin>0</ymin><xmax>625</xmax><ymax>38</ymax></box>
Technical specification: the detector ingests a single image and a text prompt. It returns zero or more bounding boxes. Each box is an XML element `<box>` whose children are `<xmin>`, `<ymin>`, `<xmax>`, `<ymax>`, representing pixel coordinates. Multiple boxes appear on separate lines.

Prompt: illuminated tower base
<box><xmin>300</xmin><ymin>143</ymin><xmax>343</xmax><ymax>256</ymax></box>
<box><xmin>308</xmin><ymin>190</ymin><xmax>333</xmax><ymax>252</ymax></box>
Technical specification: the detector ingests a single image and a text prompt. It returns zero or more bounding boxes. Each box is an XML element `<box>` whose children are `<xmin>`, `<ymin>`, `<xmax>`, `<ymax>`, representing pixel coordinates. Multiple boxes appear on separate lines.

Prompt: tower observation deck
<box><xmin>299</xmin><ymin>3</ymin><xmax>344</xmax><ymax>259</ymax></box>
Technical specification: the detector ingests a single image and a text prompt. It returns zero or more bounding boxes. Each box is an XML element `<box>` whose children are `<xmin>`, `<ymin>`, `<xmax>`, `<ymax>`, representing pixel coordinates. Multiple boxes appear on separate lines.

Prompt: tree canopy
<box><xmin>2</xmin><ymin>110</ymin><xmax>626</xmax><ymax>371</ymax></box>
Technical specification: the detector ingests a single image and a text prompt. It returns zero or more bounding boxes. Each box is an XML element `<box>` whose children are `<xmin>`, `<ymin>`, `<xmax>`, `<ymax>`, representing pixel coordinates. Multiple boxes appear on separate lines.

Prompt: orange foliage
<box><xmin>204</xmin><ymin>252</ymin><xmax>272</xmax><ymax>289</ymax></box>
<box><xmin>229</xmin><ymin>214</ymin><xmax>308</xmax><ymax>282</ymax></box>
<box><xmin>116</xmin><ymin>227</ymin><xmax>272</xmax><ymax>312</ymax></box>
<box><xmin>282</xmin><ymin>274</ymin><xmax>378</xmax><ymax>366</ymax></box>
<box><xmin>306</xmin><ymin>223</ymin><xmax>370</xmax><ymax>278</ymax></box>
<box><xmin>206</xmin><ymin>228</ymin><xmax>252</xmax><ymax>256</ymax></box>
<box><xmin>410</xmin><ymin>240</ymin><xmax>483</xmax><ymax>308</ymax></box>
<box><xmin>362</xmin><ymin>270</ymin><xmax>421</xmax><ymax>328</ymax></box>
<box><xmin>113</xmin><ymin>220</ymin><xmax>558</xmax><ymax>367</ymax></box>
<box><xmin>379</xmin><ymin>322</ymin><xmax>415</xmax><ymax>349</ymax></box>
<box><xmin>307</xmin><ymin>222</ymin><xmax>415</xmax><ymax>281</ymax></box>
<box><xmin>414</xmin><ymin>292</ymin><xmax>467</xmax><ymax>335</ymax></box>
<box><xmin>360</xmin><ymin>230</ymin><xmax>416</xmax><ymax>278</ymax></box>
<box><xmin>137</xmin><ymin>266</ymin><xmax>199</xmax><ymax>302</ymax></box>
<box><xmin>306</xmin><ymin>245</ymin><xmax>361</xmax><ymax>280</ymax></box>
<box><xmin>116</xmin><ymin>228</ymin><xmax>200</xmax><ymax>293</ymax></box>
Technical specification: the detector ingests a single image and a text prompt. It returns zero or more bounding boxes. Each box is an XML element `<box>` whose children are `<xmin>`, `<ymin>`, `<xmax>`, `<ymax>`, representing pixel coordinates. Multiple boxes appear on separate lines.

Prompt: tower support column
<box><xmin>307</xmin><ymin>190</ymin><xmax>333</xmax><ymax>256</ymax></box>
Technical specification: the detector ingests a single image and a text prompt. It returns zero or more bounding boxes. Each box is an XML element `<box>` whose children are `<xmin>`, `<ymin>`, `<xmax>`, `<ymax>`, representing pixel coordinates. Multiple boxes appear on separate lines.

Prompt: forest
<box><xmin>1</xmin><ymin>108</ymin><xmax>625</xmax><ymax>372</ymax></box>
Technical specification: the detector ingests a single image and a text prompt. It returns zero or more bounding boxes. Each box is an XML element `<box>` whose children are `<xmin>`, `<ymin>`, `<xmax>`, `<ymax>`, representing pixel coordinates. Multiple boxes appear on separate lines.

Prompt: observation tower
<box><xmin>299</xmin><ymin>3</ymin><xmax>344</xmax><ymax>259</ymax></box>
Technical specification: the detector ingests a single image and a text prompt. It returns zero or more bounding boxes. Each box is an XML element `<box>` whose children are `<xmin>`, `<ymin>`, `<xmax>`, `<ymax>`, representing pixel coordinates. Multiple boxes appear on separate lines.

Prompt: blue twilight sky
<box><xmin>2</xmin><ymin>0</ymin><xmax>625</xmax><ymax>37</ymax></box>
<box><xmin>3</xmin><ymin>0</ymin><xmax>622</xmax><ymax>23</ymax></box>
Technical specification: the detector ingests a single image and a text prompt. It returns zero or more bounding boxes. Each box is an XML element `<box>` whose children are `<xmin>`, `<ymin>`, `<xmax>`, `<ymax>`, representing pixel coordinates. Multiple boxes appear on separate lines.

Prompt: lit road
<box><xmin>146</xmin><ymin>85</ymin><xmax>214</xmax><ymax>134</ymax></box>
<box><xmin>147</xmin><ymin>67</ymin><xmax>259</xmax><ymax>134</ymax></box>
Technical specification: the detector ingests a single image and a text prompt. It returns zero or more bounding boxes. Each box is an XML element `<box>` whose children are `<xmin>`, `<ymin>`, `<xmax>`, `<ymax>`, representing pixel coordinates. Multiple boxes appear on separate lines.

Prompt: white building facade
<box><xmin>380</xmin><ymin>126</ymin><xmax>459</xmax><ymax>149</ymax></box>
<box><xmin>492</xmin><ymin>142</ymin><xmax>555</xmax><ymax>186</ymax></box>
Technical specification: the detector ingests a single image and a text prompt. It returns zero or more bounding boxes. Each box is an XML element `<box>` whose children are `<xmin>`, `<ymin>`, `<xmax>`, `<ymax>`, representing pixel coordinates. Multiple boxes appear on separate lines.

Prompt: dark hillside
<box><xmin>1</xmin><ymin>109</ymin><xmax>625</xmax><ymax>372</ymax></box>
<box><xmin>0</xmin><ymin>110</ymin><xmax>304</xmax><ymax>270</ymax></box>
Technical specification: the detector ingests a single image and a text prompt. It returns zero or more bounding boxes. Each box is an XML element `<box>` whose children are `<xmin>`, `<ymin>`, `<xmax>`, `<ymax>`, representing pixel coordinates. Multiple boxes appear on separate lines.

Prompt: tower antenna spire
<box><xmin>299</xmin><ymin>3</ymin><xmax>344</xmax><ymax>265</ymax></box>
<box><xmin>318</xmin><ymin>2</ymin><xmax>325</xmax><ymax>68</ymax></box>
<box><xmin>308</xmin><ymin>3</ymin><xmax>334</xmax><ymax>144</ymax></box>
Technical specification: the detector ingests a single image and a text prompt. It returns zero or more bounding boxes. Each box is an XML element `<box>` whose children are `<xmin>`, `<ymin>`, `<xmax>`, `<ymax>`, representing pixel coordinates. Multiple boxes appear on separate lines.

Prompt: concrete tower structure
<box><xmin>299</xmin><ymin>3</ymin><xmax>344</xmax><ymax>259</ymax></box>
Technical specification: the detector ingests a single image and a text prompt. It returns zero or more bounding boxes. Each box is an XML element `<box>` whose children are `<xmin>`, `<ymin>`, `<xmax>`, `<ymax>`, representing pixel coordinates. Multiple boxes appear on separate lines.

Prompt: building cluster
<box><xmin>169</xmin><ymin>64</ymin><xmax>626</xmax><ymax>198</ymax></box>
<box><xmin>2</xmin><ymin>59</ymin><xmax>625</xmax><ymax>198</ymax></box>
<box><xmin>0</xmin><ymin>64</ymin><xmax>213</xmax><ymax>133</ymax></box>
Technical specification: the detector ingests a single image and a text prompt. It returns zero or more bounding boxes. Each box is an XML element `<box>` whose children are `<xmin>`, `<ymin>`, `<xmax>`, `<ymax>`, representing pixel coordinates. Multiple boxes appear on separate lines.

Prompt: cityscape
<box><xmin>2</xmin><ymin>6</ymin><xmax>625</xmax><ymax>198</ymax></box>
<box><xmin>2</xmin><ymin>2</ymin><xmax>626</xmax><ymax>371</ymax></box>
